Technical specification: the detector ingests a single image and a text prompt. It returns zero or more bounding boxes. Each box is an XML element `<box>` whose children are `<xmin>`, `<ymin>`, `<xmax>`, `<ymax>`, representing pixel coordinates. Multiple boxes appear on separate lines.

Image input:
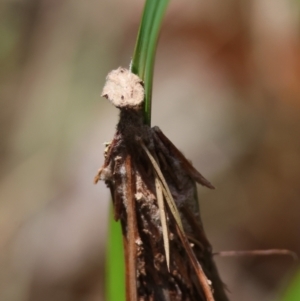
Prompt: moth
<box><xmin>95</xmin><ymin>67</ymin><xmax>229</xmax><ymax>301</ymax></box>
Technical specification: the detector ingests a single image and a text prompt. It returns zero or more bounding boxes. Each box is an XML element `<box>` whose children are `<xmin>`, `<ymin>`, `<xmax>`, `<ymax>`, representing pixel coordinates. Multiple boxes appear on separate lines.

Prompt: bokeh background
<box><xmin>1</xmin><ymin>0</ymin><xmax>300</xmax><ymax>300</ymax></box>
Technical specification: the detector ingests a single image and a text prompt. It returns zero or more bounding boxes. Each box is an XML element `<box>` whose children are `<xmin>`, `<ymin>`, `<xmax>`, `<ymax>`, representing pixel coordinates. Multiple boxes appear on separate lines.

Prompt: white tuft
<box><xmin>119</xmin><ymin>164</ymin><xmax>126</xmax><ymax>176</ymax></box>
<box><xmin>101</xmin><ymin>67</ymin><xmax>144</xmax><ymax>109</ymax></box>
<box><xmin>135</xmin><ymin>192</ymin><xmax>143</xmax><ymax>201</ymax></box>
<box><xmin>135</xmin><ymin>238</ymin><xmax>143</xmax><ymax>246</ymax></box>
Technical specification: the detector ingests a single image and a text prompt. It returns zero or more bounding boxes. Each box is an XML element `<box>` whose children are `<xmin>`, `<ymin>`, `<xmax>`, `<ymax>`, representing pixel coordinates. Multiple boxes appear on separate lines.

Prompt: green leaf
<box><xmin>106</xmin><ymin>208</ymin><xmax>125</xmax><ymax>301</ymax></box>
<box><xmin>131</xmin><ymin>0</ymin><xmax>170</xmax><ymax>126</ymax></box>
<box><xmin>280</xmin><ymin>270</ymin><xmax>300</xmax><ymax>301</ymax></box>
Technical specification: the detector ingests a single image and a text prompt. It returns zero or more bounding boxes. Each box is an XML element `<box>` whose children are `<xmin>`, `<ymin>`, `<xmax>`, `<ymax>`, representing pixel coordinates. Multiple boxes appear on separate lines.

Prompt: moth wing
<box><xmin>152</xmin><ymin>126</ymin><xmax>215</xmax><ymax>189</ymax></box>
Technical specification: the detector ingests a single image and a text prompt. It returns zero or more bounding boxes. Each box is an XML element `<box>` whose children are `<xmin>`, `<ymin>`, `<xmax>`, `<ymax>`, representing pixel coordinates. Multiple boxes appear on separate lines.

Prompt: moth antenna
<box><xmin>94</xmin><ymin>135</ymin><xmax>119</xmax><ymax>184</ymax></box>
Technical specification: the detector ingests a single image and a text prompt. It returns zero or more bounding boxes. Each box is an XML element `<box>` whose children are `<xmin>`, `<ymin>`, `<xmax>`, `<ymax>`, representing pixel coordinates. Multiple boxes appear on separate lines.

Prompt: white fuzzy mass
<box><xmin>101</xmin><ymin>67</ymin><xmax>144</xmax><ymax>109</ymax></box>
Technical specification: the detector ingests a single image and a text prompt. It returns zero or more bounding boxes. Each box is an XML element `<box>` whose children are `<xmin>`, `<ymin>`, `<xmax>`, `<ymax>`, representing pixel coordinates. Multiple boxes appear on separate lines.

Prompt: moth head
<box><xmin>101</xmin><ymin>67</ymin><xmax>144</xmax><ymax>110</ymax></box>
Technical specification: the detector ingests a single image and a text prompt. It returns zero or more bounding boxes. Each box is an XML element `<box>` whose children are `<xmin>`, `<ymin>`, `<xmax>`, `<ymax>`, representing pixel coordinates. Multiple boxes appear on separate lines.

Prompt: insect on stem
<box><xmin>96</xmin><ymin>67</ymin><xmax>229</xmax><ymax>301</ymax></box>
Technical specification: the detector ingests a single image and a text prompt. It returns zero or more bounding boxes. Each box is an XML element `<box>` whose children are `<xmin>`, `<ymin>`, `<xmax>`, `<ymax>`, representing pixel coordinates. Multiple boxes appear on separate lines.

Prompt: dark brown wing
<box><xmin>181</xmin><ymin>203</ymin><xmax>229</xmax><ymax>301</ymax></box>
<box><xmin>152</xmin><ymin>126</ymin><xmax>230</xmax><ymax>301</ymax></box>
<box><xmin>152</xmin><ymin>126</ymin><xmax>215</xmax><ymax>189</ymax></box>
<box><xmin>97</xmin><ymin>126</ymin><xmax>229</xmax><ymax>301</ymax></box>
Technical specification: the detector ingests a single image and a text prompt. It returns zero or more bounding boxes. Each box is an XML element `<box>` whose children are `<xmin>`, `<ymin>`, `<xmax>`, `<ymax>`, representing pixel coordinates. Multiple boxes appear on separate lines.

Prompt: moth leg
<box><xmin>152</xmin><ymin>126</ymin><xmax>215</xmax><ymax>189</ymax></box>
<box><xmin>94</xmin><ymin>132</ymin><xmax>121</xmax><ymax>184</ymax></box>
<box><xmin>94</xmin><ymin>168</ymin><xmax>104</xmax><ymax>184</ymax></box>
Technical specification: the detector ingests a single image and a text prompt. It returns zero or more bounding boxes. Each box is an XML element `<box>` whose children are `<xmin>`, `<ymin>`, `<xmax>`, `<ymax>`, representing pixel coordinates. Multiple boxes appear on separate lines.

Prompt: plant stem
<box><xmin>131</xmin><ymin>0</ymin><xmax>169</xmax><ymax>126</ymax></box>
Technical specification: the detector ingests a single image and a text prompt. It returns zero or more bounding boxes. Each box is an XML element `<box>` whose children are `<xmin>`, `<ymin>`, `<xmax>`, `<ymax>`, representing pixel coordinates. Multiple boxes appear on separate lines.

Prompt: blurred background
<box><xmin>0</xmin><ymin>0</ymin><xmax>300</xmax><ymax>300</ymax></box>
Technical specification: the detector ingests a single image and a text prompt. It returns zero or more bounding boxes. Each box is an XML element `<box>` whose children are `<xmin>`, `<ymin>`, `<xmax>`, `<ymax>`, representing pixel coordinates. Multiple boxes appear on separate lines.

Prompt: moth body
<box><xmin>95</xmin><ymin>68</ymin><xmax>229</xmax><ymax>301</ymax></box>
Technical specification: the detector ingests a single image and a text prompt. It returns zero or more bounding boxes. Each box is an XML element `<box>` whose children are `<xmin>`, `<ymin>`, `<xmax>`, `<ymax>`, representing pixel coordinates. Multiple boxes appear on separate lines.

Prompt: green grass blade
<box><xmin>280</xmin><ymin>270</ymin><xmax>300</xmax><ymax>301</ymax></box>
<box><xmin>131</xmin><ymin>0</ymin><xmax>170</xmax><ymax>125</ymax></box>
<box><xmin>106</xmin><ymin>1</ymin><xmax>169</xmax><ymax>300</ymax></box>
<box><xmin>106</xmin><ymin>208</ymin><xmax>125</xmax><ymax>301</ymax></box>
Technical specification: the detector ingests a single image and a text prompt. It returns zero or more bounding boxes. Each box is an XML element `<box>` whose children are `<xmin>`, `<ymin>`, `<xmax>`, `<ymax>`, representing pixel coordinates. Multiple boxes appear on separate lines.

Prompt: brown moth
<box><xmin>95</xmin><ymin>67</ymin><xmax>229</xmax><ymax>301</ymax></box>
